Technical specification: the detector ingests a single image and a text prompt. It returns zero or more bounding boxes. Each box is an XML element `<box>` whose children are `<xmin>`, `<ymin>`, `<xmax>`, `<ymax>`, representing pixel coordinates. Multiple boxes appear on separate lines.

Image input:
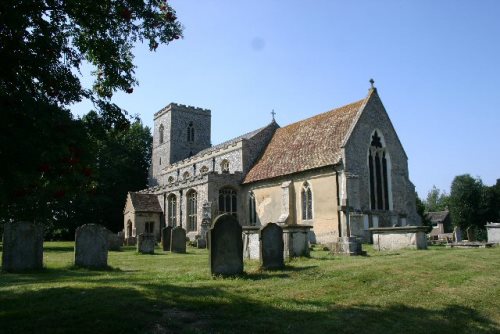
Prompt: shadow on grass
<box><xmin>0</xmin><ymin>283</ymin><xmax>497</xmax><ymax>334</ymax></box>
<box><xmin>43</xmin><ymin>246</ymin><xmax>75</xmax><ymax>252</ymax></box>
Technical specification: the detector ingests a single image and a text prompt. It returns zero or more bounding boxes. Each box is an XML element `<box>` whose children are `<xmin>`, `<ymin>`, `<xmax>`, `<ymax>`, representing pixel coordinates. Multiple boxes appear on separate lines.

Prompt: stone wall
<box><xmin>245</xmin><ymin>167</ymin><xmax>340</xmax><ymax>244</ymax></box>
<box><xmin>343</xmin><ymin>90</ymin><xmax>420</xmax><ymax>226</ymax></box>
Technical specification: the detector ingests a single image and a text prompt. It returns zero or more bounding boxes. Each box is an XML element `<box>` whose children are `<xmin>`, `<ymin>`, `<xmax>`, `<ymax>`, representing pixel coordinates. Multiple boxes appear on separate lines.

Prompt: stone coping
<box><xmin>369</xmin><ymin>226</ymin><xmax>428</xmax><ymax>234</ymax></box>
<box><xmin>485</xmin><ymin>223</ymin><xmax>500</xmax><ymax>228</ymax></box>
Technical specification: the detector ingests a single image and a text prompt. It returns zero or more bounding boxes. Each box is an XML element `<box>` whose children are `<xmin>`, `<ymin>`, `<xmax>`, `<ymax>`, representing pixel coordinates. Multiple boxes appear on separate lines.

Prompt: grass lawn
<box><xmin>0</xmin><ymin>243</ymin><xmax>499</xmax><ymax>334</ymax></box>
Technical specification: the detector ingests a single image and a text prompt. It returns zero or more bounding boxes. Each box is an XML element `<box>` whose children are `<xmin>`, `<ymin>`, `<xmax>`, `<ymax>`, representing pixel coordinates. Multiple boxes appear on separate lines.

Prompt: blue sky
<box><xmin>71</xmin><ymin>0</ymin><xmax>500</xmax><ymax>198</ymax></box>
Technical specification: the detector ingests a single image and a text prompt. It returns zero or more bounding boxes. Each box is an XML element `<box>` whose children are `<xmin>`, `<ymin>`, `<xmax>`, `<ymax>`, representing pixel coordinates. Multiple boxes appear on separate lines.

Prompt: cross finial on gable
<box><xmin>369</xmin><ymin>78</ymin><xmax>375</xmax><ymax>89</ymax></box>
<box><xmin>271</xmin><ymin>109</ymin><xmax>276</xmax><ymax>121</ymax></box>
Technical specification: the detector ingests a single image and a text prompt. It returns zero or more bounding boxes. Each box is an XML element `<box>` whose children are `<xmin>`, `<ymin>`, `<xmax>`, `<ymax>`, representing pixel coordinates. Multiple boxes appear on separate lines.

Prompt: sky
<box><xmin>71</xmin><ymin>0</ymin><xmax>500</xmax><ymax>198</ymax></box>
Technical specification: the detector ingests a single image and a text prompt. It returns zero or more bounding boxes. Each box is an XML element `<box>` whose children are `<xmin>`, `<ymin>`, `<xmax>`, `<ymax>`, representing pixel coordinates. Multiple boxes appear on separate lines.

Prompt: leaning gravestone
<box><xmin>137</xmin><ymin>233</ymin><xmax>155</xmax><ymax>254</ymax></box>
<box><xmin>260</xmin><ymin>223</ymin><xmax>284</xmax><ymax>270</ymax></box>
<box><xmin>75</xmin><ymin>224</ymin><xmax>108</xmax><ymax>269</ymax></box>
<box><xmin>161</xmin><ymin>226</ymin><xmax>172</xmax><ymax>251</ymax></box>
<box><xmin>209</xmin><ymin>214</ymin><xmax>243</xmax><ymax>276</ymax></box>
<box><xmin>2</xmin><ymin>221</ymin><xmax>43</xmax><ymax>272</ymax></box>
<box><xmin>171</xmin><ymin>227</ymin><xmax>186</xmax><ymax>253</ymax></box>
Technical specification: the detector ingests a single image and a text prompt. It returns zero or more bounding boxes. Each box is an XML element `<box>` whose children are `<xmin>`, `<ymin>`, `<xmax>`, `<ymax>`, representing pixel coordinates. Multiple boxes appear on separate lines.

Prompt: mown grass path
<box><xmin>1</xmin><ymin>243</ymin><xmax>499</xmax><ymax>333</ymax></box>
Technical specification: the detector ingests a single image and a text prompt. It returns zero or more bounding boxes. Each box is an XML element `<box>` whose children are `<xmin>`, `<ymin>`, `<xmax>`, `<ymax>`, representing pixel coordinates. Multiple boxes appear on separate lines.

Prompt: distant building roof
<box><xmin>243</xmin><ymin>98</ymin><xmax>366</xmax><ymax>183</ymax></box>
<box><xmin>426</xmin><ymin>210</ymin><xmax>450</xmax><ymax>223</ymax></box>
<box><xmin>129</xmin><ymin>192</ymin><xmax>162</xmax><ymax>213</ymax></box>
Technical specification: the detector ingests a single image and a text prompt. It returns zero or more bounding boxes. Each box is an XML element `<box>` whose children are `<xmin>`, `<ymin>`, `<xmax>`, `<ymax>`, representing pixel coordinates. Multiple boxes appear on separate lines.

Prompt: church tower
<box><xmin>151</xmin><ymin>103</ymin><xmax>211</xmax><ymax>185</ymax></box>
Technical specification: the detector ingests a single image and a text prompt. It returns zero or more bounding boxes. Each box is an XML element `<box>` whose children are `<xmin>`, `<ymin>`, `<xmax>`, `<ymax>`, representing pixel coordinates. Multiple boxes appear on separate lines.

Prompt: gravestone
<box><xmin>117</xmin><ymin>231</ymin><xmax>125</xmax><ymax>245</ymax></box>
<box><xmin>453</xmin><ymin>226</ymin><xmax>462</xmax><ymax>242</ymax></box>
<box><xmin>137</xmin><ymin>233</ymin><xmax>156</xmax><ymax>254</ymax></box>
<box><xmin>466</xmin><ymin>226</ymin><xmax>476</xmax><ymax>242</ymax></box>
<box><xmin>2</xmin><ymin>221</ymin><xmax>44</xmax><ymax>272</ymax></box>
<box><xmin>125</xmin><ymin>236</ymin><xmax>136</xmax><ymax>246</ymax></box>
<box><xmin>107</xmin><ymin>229</ymin><xmax>122</xmax><ymax>251</ymax></box>
<box><xmin>75</xmin><ymin>224</ymin><xmax>108</xmax><ymax>268</ymax></box>
<box><xmin>209</xmin><ymin>214</ymin><xmax>243</xmax><ymax>276</ymax></box>
<box><xmin>171</xmin><ymin>227</ymin><xmax>186</xmax><ymax>253</ymax></box>
<box><xmin>260</xmin><ymin>223</ymin><xmax>284</xmax><ymax>270</ymax></box>
<box><xmin>161</xmin><ymin>226</ymin><xmax>172</xmax><ymax>251</ymax></box>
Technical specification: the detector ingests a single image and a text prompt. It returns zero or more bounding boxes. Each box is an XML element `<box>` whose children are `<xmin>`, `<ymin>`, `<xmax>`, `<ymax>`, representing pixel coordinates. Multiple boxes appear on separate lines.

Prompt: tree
<box><xmin>0</xmin><ymin>0</ymin><xmax>181</xmax><ymax>224</ymax></box>
<box><xmin>416</xmin><ymin>194</ymin><xmax>432</xmax><ymax>232</ymax></box>
<box><xmin>424</xmin><ymin>186</ymin><xmax>449</xmax><ymax>212</ymax></box>
<box><xmin>448</xmin><ymin>174</ymin><xmax>484</xmax><ymax>230</ymax></box>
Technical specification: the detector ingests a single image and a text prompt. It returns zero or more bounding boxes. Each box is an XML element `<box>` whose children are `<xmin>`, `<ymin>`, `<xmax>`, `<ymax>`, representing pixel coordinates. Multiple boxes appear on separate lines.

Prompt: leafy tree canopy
<box><xmin>424</xmin><ymin>185</ymin><xmax>449</xmax><ymax>212</ymax></box>
<box><xmin>0</xmin><ymin>0</ymin><xmax>181</xmax><ymax>225</ymax></box>
<box><xmin>449</xmin><ymin>174</ymin><xmax>484</xmax><ymax>229</ymax></box>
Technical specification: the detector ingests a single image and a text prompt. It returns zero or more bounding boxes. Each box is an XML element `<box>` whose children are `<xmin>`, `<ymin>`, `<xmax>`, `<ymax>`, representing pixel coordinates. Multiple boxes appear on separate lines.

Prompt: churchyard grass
<box><xmin>0</xmin><ymin>243</ymin><xmax>499</xmax><ymax>334</ymax></box>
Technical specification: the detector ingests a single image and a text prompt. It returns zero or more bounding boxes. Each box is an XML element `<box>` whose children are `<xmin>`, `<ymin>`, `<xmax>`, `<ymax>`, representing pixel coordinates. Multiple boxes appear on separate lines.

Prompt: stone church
<box><xmin>123</xmin><ymin>83</ymin><xmax>420</xmax><ymax>245</ymax></box>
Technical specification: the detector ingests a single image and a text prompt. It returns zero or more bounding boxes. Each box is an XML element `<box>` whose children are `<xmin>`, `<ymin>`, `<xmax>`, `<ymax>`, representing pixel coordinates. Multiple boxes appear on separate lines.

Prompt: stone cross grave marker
<box><xmin>171</xmin><ymin>226</ymin><xmax>186</xmax><ymax>253</ymax></box>
<box><xmin>260</xmin><ymin>223</ymin><xmax>284</xmax><ymax>269</ymax></box>
<box><xmin>209</xmin><ymin>214</ymin><xmax>243</xmax><ymax>276</ymax></box>
<box><xmin>75</xmin><ymin>224</ymin><xmax>108</xmax><ymax>269</ymax></box>
<box><xmin>161</xmin><ymin>226</ymin><xmax>172</xmax><ymax>251</ymax></box>
<box><xmin>2</xmin><ymin>221</ymin><xmax>44</xmax><ymax>272</ymax></box>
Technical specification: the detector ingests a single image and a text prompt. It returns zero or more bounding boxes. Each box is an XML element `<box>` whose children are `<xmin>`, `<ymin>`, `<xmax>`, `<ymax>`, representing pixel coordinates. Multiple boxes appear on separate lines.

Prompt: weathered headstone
<box><xmin>486</xmin><ymin>222</ymin><xmax>500</xmax><ymax>244</ymax></box>
<box><xmin>466</xmin><ymin>226</ymin><xmax>476</xmax><ymax>242</ymax></box>
<box><xmin>107</xmin><ymin>230</ymin><xmax>122</xmax><ymax>251</ymax></box>
<box><xmin>170</xmin><ymin>227</ymin><xmax>186</xmax><ymax>253</ymax></box>
<box><xmin>453</xmin><ymin>226</ymin><xmax>462</xmax><ymax>242</ymax></box>
<box><xmin>75</xmin><ymin>224</ymin><xmax>108</xmax><ymax>268</ymax></box>
<box><xmin>137</xmin><ymin>233</ymin><xmax>156</xmax><ymax>254</ymax></box>
<box><xmin>125</xmin><ymin>236</ymin><xmax>136</xmax><ymax>246</ymax></box>
<box><xmin>117</xmin><ymin>231</ymin><xmax>125</xmax><ymax>245</ymax></box>
<box><xmin>197</xmin><ymin>220</ymin><xmax>210</xmax><ymax>249</ymax></box>
<box><xmin>161</xmin><ymin>226</ymin><xmax>172</xmax><ymax>251</ymax></box>
<box><xmin>2</xmin><ymin>222</ymin><xmax>44</xmax><ymax>272</ymax></box>
<box><xmin>209</xmin><ymin>214</ymin><xmax>243</xmax><ymax>276</ymax></box>
<box><xmin>260</xmin><ymin>223</ymin><xmax>284</xmax><ymax>269</ymax></box>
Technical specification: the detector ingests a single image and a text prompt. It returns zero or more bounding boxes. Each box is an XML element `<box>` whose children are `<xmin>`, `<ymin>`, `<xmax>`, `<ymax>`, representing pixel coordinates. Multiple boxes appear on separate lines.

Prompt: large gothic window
<box><xmin>248</xmin><ymin>192</ymin><xmax>257</xmax><ymax>225</ymax></box>
<box><xmin>301</xmin><ymin>182</ymin><xmax>313</xmax><ymax>220</ymax></box>
<box><xmin>167</xmin><ymin>194</ymin><xmax>177</xmax><ymax>227</ymax></box>
<box><xmin>219</xmin><ymin>187</ymin><xmax>237</xmax><ymax>217</ymax></box>
<box><xmin>187</xmin><ymin>122</ymin><xmax>195</xmax><ymax>142</ymax></box>
<box><xmin>187</xmin><ymin>190</ymin><xmax>197</xmax><ymax>231</ymax></box>
<box><xmin>368</xmin><ymin>131</ymin><xmax>390</xmax><ymax>210</ymax></box>
<box><xmin>159</xmin><ymin>124</ymin><xmax>164</xmax><ymax>144</ymax></box>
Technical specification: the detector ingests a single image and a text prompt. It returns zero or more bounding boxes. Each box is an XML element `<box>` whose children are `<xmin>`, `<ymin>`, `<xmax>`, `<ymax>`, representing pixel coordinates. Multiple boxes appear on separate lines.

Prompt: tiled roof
<box><xmin>243</xmin><ymin>98</ymin><xmax>366</xmax><ymax>183</ymax></box>
<box><xmin>129</xmin><ymin>192</ymin><xmax>163</xmax><ymax>212</ymax></box>
<box><xmin>426</xmin><ymin>211</ymin><xmax>449</xmax><ymax>223</ymax></box>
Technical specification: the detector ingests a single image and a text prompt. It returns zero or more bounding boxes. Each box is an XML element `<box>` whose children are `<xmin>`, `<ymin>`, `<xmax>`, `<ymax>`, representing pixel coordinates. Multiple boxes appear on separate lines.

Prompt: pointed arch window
<box><xmin>167</xmin><ymin>194</ymin><xmax>177</xmax><ymax>227</ymax></box>
<box><xmin>301</xmin><ymin>182</ymin><xmax>313</xmax><ymax>220</ymax></box>
<box><xmin>159</xmin><ymin>124</ymin><xmax>164</xmax><ymax>144</ymax></box>
<box><xmin>368</xmin><ymin>131</ymin><xmax>390</xmax><ymax>210</ymax></box>
<box><xmin>248</xmin><ymin>191</ymin><xmax>257</xmax><ymax>225</ymax></box>
<box><xmin>187</xmin><ymin>122</ymin><xmax>195</xmax><ymax>142</ymax></box>
<box><xmin>187</xmin><ymin>190</ymin><xmax>197</xmax><ymax>231</ymax></box>
<box><xmin>219</xmin><ymin>187</ymin><xmax>237</xmax><ymax>217</ymax></box>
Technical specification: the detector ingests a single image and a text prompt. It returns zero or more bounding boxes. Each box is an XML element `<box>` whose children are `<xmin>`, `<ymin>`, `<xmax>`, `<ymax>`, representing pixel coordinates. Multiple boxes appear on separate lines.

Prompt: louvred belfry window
<box><xmin>368</xmin><ymin>131</ymin><xmax>390</xmax><ymax>210</ymax></box>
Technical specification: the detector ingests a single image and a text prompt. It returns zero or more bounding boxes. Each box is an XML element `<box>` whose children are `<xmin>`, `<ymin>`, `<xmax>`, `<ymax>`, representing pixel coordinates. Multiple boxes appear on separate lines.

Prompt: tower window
<box><xmin>187</xmin><ymin>122</ymin><xmax>195</xmax><ymax>142</ymax></box>
<box><xmin>301</xmin><ymin>182</ymin><xmax>313</xmax><ymax>220</ymax></box>
<box><xmin>159</xmin><ymin>124</ymin><xmax>164</xmax><ymax>144</ymax></box>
